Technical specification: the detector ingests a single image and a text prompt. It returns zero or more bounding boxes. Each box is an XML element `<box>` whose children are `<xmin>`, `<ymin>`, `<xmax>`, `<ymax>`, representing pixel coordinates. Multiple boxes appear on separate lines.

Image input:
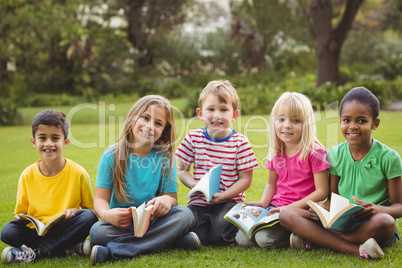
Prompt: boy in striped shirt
<box><xmin>175</xmin><ymin>80</ymin><xmax>258</xmax><ymax>246</ymax></box>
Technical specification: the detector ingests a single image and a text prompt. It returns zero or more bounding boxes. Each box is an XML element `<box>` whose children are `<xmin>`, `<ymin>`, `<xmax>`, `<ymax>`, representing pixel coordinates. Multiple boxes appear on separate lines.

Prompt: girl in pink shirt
<box><xmin>236</xmin><ymin>92</ymin><xmax>330</xmax><ymax>248</ymax></box>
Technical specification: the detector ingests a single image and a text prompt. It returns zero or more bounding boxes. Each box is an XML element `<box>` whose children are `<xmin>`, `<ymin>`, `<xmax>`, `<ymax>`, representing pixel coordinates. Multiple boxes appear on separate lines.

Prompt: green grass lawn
<box><xmin>1</xmin><ymin>102</ymin><xmax>401</xmax><ymax>267</ymax></box>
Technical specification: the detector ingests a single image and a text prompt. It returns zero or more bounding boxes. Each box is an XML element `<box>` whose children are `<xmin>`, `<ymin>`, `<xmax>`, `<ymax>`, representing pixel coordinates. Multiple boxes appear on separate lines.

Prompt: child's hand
<box><xmin>269</xmin><ymin>207</ymin><xmax>282</xmax><ymax>213</ymax></box>
<box><xmin>309</xmin><ymin>208</ymin><xmax>320</xmax><ymax>221</ymax></box>
<box><xmin>352</xmin><ymin>196</ymin><xmax>380</xmax><ymax>221</ymax></box>
<box><xmin>147</xmin><ymin>196</ymin><xmax>172</xmax><ymax>220</ymax></box>
<box><xmin>210</xmin><ymin>192</ymin><xmax>225</xmax><ymax>205</ymax></box>
<box><xmin>106</xmin><ymin>208</ymin><xmax>132</xmax><ymax>227</ymax></box>
<box><xmin>245</xmin><ymin>201</ymin><xmax>267</xmax><ymax>208</ymax></box>
<box><xmin>14</xmin><ymin>215</ymin><xmax>22</xmax><ymax>221</ymax></box>
<box><xmin>64</xmin><ymin>208</ymin><xmax>79</xmax><ymax>220</ymax></box>
<box><xmin>308</xmin><ymin>201</ymin><xmax>325</xmax><ymax>221</ymax></box>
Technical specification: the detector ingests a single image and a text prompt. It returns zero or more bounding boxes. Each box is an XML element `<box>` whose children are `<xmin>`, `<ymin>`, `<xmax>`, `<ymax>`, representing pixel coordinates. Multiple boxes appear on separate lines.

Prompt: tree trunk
<box><xmin>310</xmin><ymin>0</ymin><xmax>364</xmax><ymax>86</ymax></box>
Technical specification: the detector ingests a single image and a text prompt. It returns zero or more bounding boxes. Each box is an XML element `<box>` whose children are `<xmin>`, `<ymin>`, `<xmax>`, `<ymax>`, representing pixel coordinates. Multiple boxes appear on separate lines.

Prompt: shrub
<box><xmin>0</xmin><ymin>98</ymin><xmax>21</xmax><ymax>126</ymax></box>
<box><xmin>20</xmin><ymin>94</ymin><xmax>87</xmax><ymax>107</ymax></box>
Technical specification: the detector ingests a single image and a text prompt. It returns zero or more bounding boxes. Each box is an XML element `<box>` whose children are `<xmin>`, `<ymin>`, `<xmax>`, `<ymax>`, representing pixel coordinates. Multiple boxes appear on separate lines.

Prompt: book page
<box><xmin>329</xmin><ymin>193</ymin><xmax>350</xmax><ymax>220</ymax></box>
<box><xmin>18</xmin><ymin>214</ymin><xmax>45</xmax><ymax>234</ymax></box>
<box><xmin>188</xmin><ymin>173</ymin><xmax>209</xmax><ymax>199</ymax></box>
<box><xmin>136</xmin><ymin>203</ymin><xmax>145</xmax><ymax>224</ymax></box>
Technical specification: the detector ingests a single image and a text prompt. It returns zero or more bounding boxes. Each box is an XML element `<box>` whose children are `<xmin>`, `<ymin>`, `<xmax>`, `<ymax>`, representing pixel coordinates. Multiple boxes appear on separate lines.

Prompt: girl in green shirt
<box><xmin>279</xmin><ymin>87</ymin><xmax>402</xmax><ymax>259</ymax></box>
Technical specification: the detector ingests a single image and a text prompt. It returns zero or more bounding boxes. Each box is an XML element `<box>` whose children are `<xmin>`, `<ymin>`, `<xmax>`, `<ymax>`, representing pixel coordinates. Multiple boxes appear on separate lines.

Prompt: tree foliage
<box><xmin>230</xmin><ymin>0</ymin><xmax>308</xmax><ymax>70</ymax></box>
<box><xmin>104</xmin><ymin>0</ymin><xmax>189</xmax><ymax>70</ymax></box>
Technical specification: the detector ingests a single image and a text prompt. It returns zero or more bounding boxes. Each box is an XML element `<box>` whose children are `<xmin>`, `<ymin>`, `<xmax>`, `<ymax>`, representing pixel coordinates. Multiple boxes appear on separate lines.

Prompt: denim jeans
<box><xmin>1</xmin><ymin>209</ymin><xmax>98</xmax><ymax>255</ymax></box>
<box><xmin>89</xmin><ymin>206</ymin><xmax>194</xmax><ymax>260</ymax></box>
<box><xmin>189</xmin><ymin>201</ymin><xmax>238</xmax><ymax>246</ymax></box>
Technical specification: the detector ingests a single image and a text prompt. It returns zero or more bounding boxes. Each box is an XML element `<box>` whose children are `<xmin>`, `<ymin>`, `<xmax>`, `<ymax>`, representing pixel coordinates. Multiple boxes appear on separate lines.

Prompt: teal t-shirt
<box><xmin>96</xmin><ymin>146</ymin><xmax>177</xmax><ymax>209</ymax></box>
<box><xmin>327</xmin><ymin>139</ymin><xmax>402</xmax><ymax>206</ymax></box>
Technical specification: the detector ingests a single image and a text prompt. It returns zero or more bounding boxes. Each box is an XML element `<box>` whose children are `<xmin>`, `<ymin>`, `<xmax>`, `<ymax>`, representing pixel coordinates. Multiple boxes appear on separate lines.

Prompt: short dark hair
<box><xmin>339</xmin><ymin>87</ymin><xmax>380</xmax><ymax>119</ymax></box>
<box><xmin>32</xmin><ymin>109</ymin><xmax>70</xmax><ymax>139</ymax></box>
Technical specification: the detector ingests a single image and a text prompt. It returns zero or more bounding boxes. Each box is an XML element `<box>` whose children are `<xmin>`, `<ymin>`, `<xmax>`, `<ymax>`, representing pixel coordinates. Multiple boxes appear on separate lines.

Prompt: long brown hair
<box><xmin>113</xmin><ymin>95</ymin><xmax>176</xmax><ymax>203</ymax></box>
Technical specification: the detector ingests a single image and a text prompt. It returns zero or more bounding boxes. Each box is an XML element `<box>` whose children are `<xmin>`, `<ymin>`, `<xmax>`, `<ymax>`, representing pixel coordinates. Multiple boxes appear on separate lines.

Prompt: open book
<box><xmin>224</xmin><ymin>204</ymin><xmax>279</xmax><ymax>239</ymax></box>
<box><xmin>306</xmin><ymin>192</ymin><xmax>364</xmax><ymax>232</ymax></box>
<box><xmin>18</xmin><ymin>213</ymin><xmax>66</xmax><ymax>236</ymax></box>
<box><xmin>132</xmin><ymin>202</ymin><xmax>154</xmax><ymax>238</ymax></box>
<box><xmin>188</xmin><ymin>164</ymin><xmax>223</xmax><ymax>201</ymax></box>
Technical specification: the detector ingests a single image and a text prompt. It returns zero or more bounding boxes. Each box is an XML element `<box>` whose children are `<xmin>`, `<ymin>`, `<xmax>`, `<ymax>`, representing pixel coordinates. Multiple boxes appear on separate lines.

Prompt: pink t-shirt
<box><xmin>265</xmin><ymin>143</ymin><xmax>330</xmax><ymax>207</ymax></box>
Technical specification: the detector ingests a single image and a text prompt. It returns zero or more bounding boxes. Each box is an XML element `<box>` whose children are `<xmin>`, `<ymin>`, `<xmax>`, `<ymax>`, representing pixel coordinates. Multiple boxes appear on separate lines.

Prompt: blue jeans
<box><xmin>189</xmin><ymin>201</ymin><xmax>238</xmax><ymax>246</ymax></box>
<box><xmin>0</xmin><ymin>209</ymin><xmax>98</xmax><ymax>256</ymax></box>
<box><xmin>89</xmin><ymin>206</ymin><xmax>194</xmax><ymax>260</ymax></box>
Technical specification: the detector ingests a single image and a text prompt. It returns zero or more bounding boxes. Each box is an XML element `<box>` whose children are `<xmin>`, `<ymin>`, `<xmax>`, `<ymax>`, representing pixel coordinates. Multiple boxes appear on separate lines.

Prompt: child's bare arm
<box><xmin>93</xmin><ymin>186</ymin><xmax>132</xmax><ymax>227</ymax></box>
<box><xmin>353</xmin><ymin>176</ymin><xmax>402</xmax><ymax>220</ymax></box>
<box><xmin>148</xmin><ymin>192</ymin><xmax>177</xmax><ymax>220</ymax></box>
<box><xmin>247</xmin><ymin>170</ymin><xmax>278</xmax><ymax>208</ymax></box>
<box><xmin>210</xmin><ymin>169</ymin><xmax>253</xmax><ymax>205</ymax></box>
<box><xmin>288</xmin><ymin>169</ymin><xmax>329</xmax><ymax>209</ymax></box>
<box><xmin>177</xmin><ymin>160</ymin><xmax>197</xmax><ymax>189</ymax></box>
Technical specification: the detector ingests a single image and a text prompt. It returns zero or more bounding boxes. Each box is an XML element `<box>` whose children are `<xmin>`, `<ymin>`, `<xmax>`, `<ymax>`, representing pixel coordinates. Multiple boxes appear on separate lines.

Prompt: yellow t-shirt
<box><xmin>14</xmin><ymin>158</ymin><xmax>94</xmax><ymax>228</ymax></box>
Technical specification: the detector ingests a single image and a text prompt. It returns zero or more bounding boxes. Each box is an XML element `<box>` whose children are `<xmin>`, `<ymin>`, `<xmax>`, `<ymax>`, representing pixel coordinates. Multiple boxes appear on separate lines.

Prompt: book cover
<box><xmin>306</xmin><ymin>192</ymin><xmax>364</xmax><ymax>232</ymax></box>
<box><xmin>18</xmin><ymin>213</ymin><xmax>66</xmax><ymax>236</ymax></box>
<box><xmin>188</xmin><ymin>164</ymin><xmax>223</xmax><ymax>201</ymax></box>
<box><xmin>224</xmin><ymin>203</ymin><xmax>279</xmax><ymax>239</ymax></box>
<box><xmin>132</xmin><ymin>202</ymin><xmax>154</xmax><ymax>238</ymax></box>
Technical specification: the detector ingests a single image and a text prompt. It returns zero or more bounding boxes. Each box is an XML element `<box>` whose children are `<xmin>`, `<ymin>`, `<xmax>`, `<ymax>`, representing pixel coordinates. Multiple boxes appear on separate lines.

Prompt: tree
<box><xmin>230</xmin><ymin>0</ymin><xmax>304</xmax><ymax>70</ymax></box>
<box><xmin>0</xmin><ymin>0</ymin><xmax>134</xmax><ymax>100</ymax></box>
<box><xmin>105</xmin><ymin>0</ymin><xmax>189</xmax><ymax>70</ymax></box>
<box><xmin>308</xmin><ymin>0</ymin><xmax>364</xmax><ymax>85</ymax></box>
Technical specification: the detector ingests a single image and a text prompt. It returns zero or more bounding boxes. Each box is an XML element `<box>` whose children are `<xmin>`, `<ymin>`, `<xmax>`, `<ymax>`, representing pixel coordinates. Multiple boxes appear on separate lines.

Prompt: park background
<box><xmin>1</xmin><ymin>0</ymin><xmax>402</xmax><ymax>267</ymax></box>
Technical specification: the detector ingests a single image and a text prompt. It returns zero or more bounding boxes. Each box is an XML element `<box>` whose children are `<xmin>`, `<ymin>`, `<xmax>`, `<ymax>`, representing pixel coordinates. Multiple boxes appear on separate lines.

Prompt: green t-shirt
<box><xmin>327</xmin><ymin>139</ymin><xmax>402</xmax><ymax>206</ymax></box>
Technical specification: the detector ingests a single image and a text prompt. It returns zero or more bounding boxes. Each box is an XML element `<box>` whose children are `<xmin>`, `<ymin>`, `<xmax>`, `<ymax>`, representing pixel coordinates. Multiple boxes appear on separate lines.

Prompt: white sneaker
<box><xmin>289</xmin><ymin>233</ymin><xmax>311</xmax><ymax>250</ymax></box>
<box><xmin>1</xmin><ymin>245</ymin><xmax>36</xmax><ymax>264</ymax></box>
<box><xmin>65</xmin><ymin>239</ymin><xmax>92</xmax><ymax>256</ymax></box>
<box><xmin>359</xmin><ymin>238</ymin><xmax>384</xmax><ymax>259</ymax></box>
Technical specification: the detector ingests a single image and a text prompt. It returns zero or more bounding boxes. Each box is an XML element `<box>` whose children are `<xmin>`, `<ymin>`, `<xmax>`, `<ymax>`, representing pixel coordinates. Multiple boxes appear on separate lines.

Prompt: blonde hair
<box><xmin>113</xmin><ymin>95</ymin><xmax>176</xmax><ymax>203</ymax></box>
<box><xmin>268</xmin><ymin>92</ymin><xmax>320</xmax><ymax>161</ymax></box>
<box><xmin>198</xmin><ymin>80</ymin><xmax>240</xmax><ymax>111</ymax></box>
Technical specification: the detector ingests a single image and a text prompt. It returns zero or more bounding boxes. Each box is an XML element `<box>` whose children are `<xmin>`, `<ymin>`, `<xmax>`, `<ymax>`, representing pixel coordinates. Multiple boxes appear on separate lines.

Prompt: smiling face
<box><xmin>196</xmin><ymin>94</ymin><xmax>240</xmax><ymax>139</ymax></box>
<box><xmin>274</xmin><ymin>108</ymin><xmax>303</xmax><ymax>150</ymax></box>
<box><xmin>131</xmin><ymin>105</ymin><xmax>167</xmax><ymax>150</ymax></box>
<box><xmin>340</xmin><ymin>100</ymin><xmax>380</xmax><ymax>148</ymax></box>
<box><xmin>31</xmin><ymin>124</ymin><xmax>70</xmax><ymax>162</ymax></box>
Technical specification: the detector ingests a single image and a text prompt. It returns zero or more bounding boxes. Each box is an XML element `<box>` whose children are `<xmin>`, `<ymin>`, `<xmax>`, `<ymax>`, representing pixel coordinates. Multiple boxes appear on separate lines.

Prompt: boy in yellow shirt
<box><xmin>1</xmin><ymin>109</ymin><xmax>98</xmax><ymax>264</ymax></box>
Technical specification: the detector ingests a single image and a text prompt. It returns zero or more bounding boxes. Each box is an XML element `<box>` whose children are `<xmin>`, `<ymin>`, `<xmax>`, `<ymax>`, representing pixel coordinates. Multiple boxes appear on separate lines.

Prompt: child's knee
<box><xmin>372</xmin><ymin>213</ymin><xmax>396</xmax><ymax>232</ymax></box>
<box><xmin>1</xmin><ymin>221</ymin><xmax>13</xmax><ymax>243</ymax></box>
<box><xmin>235</xmin><ymin>230</ymin><xmax>256</xmax><ymax>247</ymax></box>
<box><xmin>78</xmin><ymin>209</ymin><xmax>98</xmax><ymax>222</ymax></box>
<box><xmin>254</xmin><ymin>226</ymin><xmax>290</xmax><ymax>248</ymax></box>
<box><xmin>278</xmin><ymin>207</ymin><xmax>295</xmax><ymax>228</ymax></box>
<box><xmin>89</xmin><ymin>221</ymin><xmax>106</xmax><ymax>245</ymax></box>
<box><xmin>170</xmin><ymin>206</ymin><xmax>195</xmax><ymax>228</ymax></box>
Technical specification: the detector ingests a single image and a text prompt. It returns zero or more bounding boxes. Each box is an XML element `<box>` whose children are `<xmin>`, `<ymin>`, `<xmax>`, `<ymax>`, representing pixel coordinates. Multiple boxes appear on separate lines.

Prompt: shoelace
<box><xmin>360</xmin><ymin>250</ymin><xmax>369</xmax><ymax>259</ymax></box>
<box><xmin>65</xmin><ymin>243</ymin><xmax>82</xmax><ymax>256</ymax></box>
<box><xmin>16</xmin><ymin>245</ymin><xmax>36</xmax><ymax>262</ymax></box>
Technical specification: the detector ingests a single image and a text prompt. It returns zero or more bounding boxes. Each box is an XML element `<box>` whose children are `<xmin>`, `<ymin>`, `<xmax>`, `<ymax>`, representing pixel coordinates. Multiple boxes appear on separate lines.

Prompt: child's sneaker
<box><xmin>174</xmin><ymin>232</ymin><xmax>202</xmax><ymax>250</ymax></box>
<box><xmin>65</xmin><ymin>239</ymin><xmax>92</xmax><ymax>256</ymax></box>
<box><xmin>90</xmin><ymin>245</ymin><xmax>112</xmax><ymax>265</ymax></box>
<box><xmin>359</xmin><ymin>238</ymin><xmax>384</xmax><ymax>259</ymax></box>
<box><xmin>1</xmin><ymin>245</ymin><xmax>36</xmax><ymax>264</ymax></box>
<box><xmin>289</xmin><ymin>233</ymin><xmax>311</xmax><ymax>250</ymax></box>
